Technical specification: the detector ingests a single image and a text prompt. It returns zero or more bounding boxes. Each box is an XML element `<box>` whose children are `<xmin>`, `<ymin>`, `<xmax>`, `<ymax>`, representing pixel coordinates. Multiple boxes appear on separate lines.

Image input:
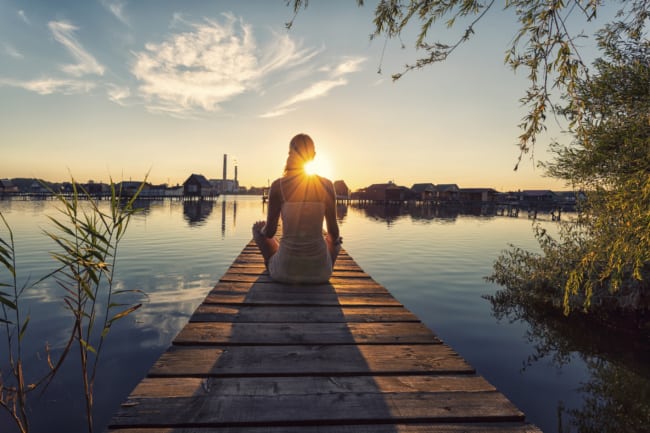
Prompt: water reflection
<box><xmin>183</xmin><ymin>199</ymin><xmax>214</xmax><ymax>226</ymax></box>
<box><xmin>487</xmin><ymin>295</ymin><xmax>650</xmax><ymax>432</ymax></box>
<box><xmin>219</xmin><ymin>197</ymin><xmax>238</xmax><ymax>238</ymax></box>
<box><xmin>350</xmin><ymin>203</ymin><xmax>507</xmax><ymax>225</ymax></box>
<box><xmin>336</xmin><ymin>203</ymin><xmax>348</xmax><ymax>222</ymax></box>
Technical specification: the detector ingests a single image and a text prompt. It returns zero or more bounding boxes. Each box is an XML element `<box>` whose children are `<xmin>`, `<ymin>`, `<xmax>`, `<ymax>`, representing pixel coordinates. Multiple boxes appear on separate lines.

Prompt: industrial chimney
<box><xmin>223</xmin><ymin>154</ymin><xmax>227</xmax><ymax>181</ymax></box>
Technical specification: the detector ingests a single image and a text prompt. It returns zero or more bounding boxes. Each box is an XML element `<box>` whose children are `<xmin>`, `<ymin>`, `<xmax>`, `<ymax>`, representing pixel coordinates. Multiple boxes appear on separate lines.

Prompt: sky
<box><xmin>0</xmin><ymin>0</ymin><xmax>615</xmax><ymax>191</ymax></box>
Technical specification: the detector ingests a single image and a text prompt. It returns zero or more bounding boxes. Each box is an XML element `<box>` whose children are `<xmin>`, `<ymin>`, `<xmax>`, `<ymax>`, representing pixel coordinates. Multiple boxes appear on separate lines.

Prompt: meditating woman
<box><xmin>252</xmin><ymin>133</ymin><xmax>341</xmax><ymax>283</ymax></box>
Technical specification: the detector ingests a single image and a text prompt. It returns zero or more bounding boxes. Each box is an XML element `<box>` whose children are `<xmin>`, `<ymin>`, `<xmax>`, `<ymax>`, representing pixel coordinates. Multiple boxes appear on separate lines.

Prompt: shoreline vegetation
<box><xmin>1</xmin><ymin>179</ymin><xmax>146</xmax><ymax>433</ymax></box>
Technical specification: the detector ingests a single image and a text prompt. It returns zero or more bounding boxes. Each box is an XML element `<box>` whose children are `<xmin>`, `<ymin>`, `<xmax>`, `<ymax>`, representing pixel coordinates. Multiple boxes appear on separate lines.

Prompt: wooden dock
<box><xmin>108</xmin><ymin>241</ymin><xmax>541</xmax><ymax>432</ymax></box>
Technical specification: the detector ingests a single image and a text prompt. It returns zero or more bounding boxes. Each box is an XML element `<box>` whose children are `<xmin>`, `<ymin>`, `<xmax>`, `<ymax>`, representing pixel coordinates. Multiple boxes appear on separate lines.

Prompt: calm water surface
<box><xmin>0</xmin><ymin>196</ymin><xmax>645</xmax><ymax>432</ymax></box>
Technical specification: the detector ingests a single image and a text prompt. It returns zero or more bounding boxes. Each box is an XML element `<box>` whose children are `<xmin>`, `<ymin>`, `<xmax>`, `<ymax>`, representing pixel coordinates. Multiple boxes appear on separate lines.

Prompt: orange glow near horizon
<box><xmin>304</xmin><ymin>154</ymin><xmax>333</xmax><ymax>179</ymax></box>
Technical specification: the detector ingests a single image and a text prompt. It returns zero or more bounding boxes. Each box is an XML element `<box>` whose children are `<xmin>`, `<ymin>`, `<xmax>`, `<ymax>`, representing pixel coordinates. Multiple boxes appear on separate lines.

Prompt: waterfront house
<box><xmin>354</xmin><ymin>182</ymin><xmax>410</xmax><ymax>202</ymax></box>
<box><xmin>554</xmin><ymin>191</ymin><xmax>585</xmax><ymax>207</ymax></box>
<box><xmin>184</xmin><ymin>174</ymin><xmax>214</xmax><ymax>197</ymax></box>
<box><xmin>116</xmin><ymin>181</ymin><xmax>151</xmax><ymax>197</ymax></box>
<box><xmin>520</xmin><ymin>190</ymin><xmax>557</xmax><ymax>204</ymax></box>
<box><xmin>0</xmin><ymin>179</ymin><xmax>18</xmax><ymax>194</ymax></box>
<box><xmin>83</xmin><ymin>181</ymin><xmax>109</xmax><ymax>195</ymax></box>
<box><xmin>334</xmin><ymin>180</ymin><xmax>350</xmax><ymax>200</ymax></box>
<box><xmin>459</xmin><ymin>188</ymin><xmax>499</xmax><ymax>203</ymax></box>
<box><xmin>140</xmin><ymin>183</ymin><xmax>169</xmax><ymax>197</ymax></box>
<box><xmin>434</xmin><ymin>184</ymin><xmax>460</xmax><ymax>202</ymax></box>
<box><xmin>410</xmin><ymin>183</ymin><xmax>435</xmax><ymax>201</ymax></box>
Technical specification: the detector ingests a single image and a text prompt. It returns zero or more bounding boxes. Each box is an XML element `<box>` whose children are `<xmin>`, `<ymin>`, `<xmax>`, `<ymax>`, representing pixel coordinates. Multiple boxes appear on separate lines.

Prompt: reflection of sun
<box><xmin>304</xmin><ymin>155</ymin><xmax>333</xmax><ymax>179</ymax></box>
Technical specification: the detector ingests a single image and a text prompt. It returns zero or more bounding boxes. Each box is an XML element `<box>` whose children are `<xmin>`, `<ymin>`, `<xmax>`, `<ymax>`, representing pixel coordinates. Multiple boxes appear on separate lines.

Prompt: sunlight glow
<box><xmin>304</xmin><ymin>156</ymin><xmax>333</xmax><ymax>179</ymax></box>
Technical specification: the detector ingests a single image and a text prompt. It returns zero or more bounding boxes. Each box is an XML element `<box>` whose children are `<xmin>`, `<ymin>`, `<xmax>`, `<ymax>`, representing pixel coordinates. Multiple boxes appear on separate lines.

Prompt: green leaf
<box><xmin>109</xmin><ymin>304</ymin><xmax>142</xmax><ymax>324</ymax></box>
<box><xmin>0</xmin><ymin>293</ymin><xmax>17</xmax><ymax>310</ymax></box>
<box><xmin>79</xmin><ymin>338</ymin><xmax>97</xmax><ymax>355</ymax></box>
<box><xmin>19</xmin><ymin>315</ymin><xmax>30</xmax><ymax>341</ymax></box>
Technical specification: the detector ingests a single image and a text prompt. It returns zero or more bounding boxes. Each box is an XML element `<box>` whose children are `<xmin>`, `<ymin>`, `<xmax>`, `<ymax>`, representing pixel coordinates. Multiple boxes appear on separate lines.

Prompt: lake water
<box><xmin>0</xmin><ymin>196</ymin><xmax>646</xmax><ymax>433</ymax></box>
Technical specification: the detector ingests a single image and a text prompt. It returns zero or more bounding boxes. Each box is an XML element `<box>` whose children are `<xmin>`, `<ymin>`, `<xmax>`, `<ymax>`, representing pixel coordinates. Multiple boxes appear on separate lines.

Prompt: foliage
<box><xmin>543</xmin><ymin>33</ymin><xmax>649</xmax><ymax>314</ymax></box>
<box><xmin>487</xmin><ymin>15</ymin><xmax>649</xmax><ymax>318</ymax></box>
<box><xmin>287</xmin><ymin>0</ymin><xmax>648</xmax><ymax>165</ymax></box>
<box><xmin>0</xmin><ymin>179</ymin><xmax>145</xmax><ymax>433</ymax></box>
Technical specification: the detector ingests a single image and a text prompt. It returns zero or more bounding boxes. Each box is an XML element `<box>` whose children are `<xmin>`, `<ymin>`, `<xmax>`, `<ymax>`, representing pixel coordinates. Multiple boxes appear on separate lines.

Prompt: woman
<box><xmin>252</xmin><ymin>133</ymin><xmax>341</xmax><ymax>283</ymax></box>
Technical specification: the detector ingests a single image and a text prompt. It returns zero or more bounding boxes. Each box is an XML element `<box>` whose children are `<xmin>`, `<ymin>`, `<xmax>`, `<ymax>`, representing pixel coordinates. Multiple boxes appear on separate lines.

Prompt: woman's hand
<box><xmin>253</xmin><ymin>220</ymin><xmax>266</xmax><ymax>237</ymax></box>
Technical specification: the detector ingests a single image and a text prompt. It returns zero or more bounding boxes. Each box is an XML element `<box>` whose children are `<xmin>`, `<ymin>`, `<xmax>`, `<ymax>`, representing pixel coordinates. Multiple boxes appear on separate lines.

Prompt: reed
<box><xmin>0</xmin><ymin>178</ymin><xmax>146</xmax><ymax>433</ymax></box>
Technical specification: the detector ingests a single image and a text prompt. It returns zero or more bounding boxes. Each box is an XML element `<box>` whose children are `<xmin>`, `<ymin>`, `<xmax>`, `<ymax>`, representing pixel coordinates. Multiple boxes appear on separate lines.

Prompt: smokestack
<box><xmin>223</xmin><ymin>154</ymin><xmax>227</xmax><ymax>180</ymax></box>
<box><xmin>234</xmin><ymin>165</ymin><xmax>238</xmax><ymax>182</ymax></box>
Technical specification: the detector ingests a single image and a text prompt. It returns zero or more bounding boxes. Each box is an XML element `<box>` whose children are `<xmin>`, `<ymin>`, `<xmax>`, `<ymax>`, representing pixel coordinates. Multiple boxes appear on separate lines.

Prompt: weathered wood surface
<box><xmin>108</xmin><ymin>241</ymin><xmax>541</xmax><ymax>432</ymax></box>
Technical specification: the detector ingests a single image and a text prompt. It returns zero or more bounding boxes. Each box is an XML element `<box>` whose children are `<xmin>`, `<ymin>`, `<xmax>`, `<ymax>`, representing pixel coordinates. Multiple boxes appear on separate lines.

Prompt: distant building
<box><xmin>333</xmin><ymin>180</ymin><xmax>350</xmax><ymax>199</ymax></box>
<box><xmin>83</xmin><ymin>180</ymin><xmax>109</xmax><ymax>195</ymax></box>
<box><xmin>353</xmin><ymin>181</ymin><xmax>411</xmax><ymax>202</ymax></box>
<box><xmin>183</xmin><ymin>174</ymin><xmax>214</xmax><ymax>197</ymax></box>
<box><xmin>29</xmin><ymin>181</ymin><xmax>48</xmax><ymax>194</ymax></box>
<box><xmin>210</xmin><ymin>179</ymin><xmax>239</xmax><ymax>194</ymax></box>
<box><xmin>211</xmin><ymin>153</ymin><xmax>240</xmax><ymax>194</ymax></box>
<box><xmin>434</xmin><ymin>184</ymin><xmax>460</xmax><ymax>202</ymax></box>
<box><xmin>411</xmin><ymin>183</ymin><xmax>435</xmax><ymax>201</ymax></box>
<box><xmin>459</xmin><ymin>188</ymin><xmax>499</xmax><ymax>202</ymax></box>
<box><xmin>0</xmin><ymin>179</ymin><xmax>18</xmax><ymax>194</ymax></box>
<box><xmin>116</xmin><ymin>181</ymin><xmax>150</xmax><ymax>197</ymax></box>
<box><xmin>519</xmin><ymin>190</ymin><xmax>556</xmax><ymax>203</ymax></box>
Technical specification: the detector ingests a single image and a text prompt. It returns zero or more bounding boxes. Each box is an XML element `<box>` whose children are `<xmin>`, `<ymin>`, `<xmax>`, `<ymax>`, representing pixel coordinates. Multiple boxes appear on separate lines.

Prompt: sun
<box><xmin>304</xmin><ymin>154</ymin><xmax>333</xmax><ymax>179</ymax></box>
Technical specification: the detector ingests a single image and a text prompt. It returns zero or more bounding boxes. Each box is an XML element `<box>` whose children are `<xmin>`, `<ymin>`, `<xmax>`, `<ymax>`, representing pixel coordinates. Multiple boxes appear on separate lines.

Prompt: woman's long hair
<box><xmin>284</xmin><ymin>133</ymin><xmax>315</xmax><ymax>176</ymax></box>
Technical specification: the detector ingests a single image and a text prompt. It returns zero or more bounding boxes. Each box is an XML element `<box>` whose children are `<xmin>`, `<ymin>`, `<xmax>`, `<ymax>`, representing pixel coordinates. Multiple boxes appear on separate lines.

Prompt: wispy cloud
<box><xmin>49</xmin><ymin>21</ymin><xmax>105</xmax><ymax>77</ymax></box>
<box><xmin>132</xmin><ymin>14</ymin><xmax>317</xmax><ymax>115</ymax></box>
<box><xmin>0</xmin><ymin>77</ymin><xmax>95</xmax><ymax>95</ymax></box>
<box><xmin>18</xmin><ymin>10</ymin><xmax>29</xmax><ymax>25</ymax></box>
<box><xmin>0</xmin><ymin>21</ymin><xmax>104</xmax><ymax>97</ymax></box>
<box><xmin>260</xmin><ymin>56</ymin><xmax>366</xmax><ymax>118</ymax></box>
<box><xmin>106</xmin><ymin>84</ymin><xmax>131</xmax><ymax>105</ymax></box>
<box><xmin>101</xmin><ymin>0</ymin><xmax>129</xmax><ymax>25</ymax></box>
<box><xmin>3</xmin><ymin>43</ymin><xmax>24</xmax><ymax>59</ymax></box>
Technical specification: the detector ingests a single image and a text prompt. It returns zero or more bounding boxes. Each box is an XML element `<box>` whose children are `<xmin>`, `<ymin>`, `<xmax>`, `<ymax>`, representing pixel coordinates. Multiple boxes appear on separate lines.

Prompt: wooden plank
<box><xmin>228</xmin><ymin>261</ymin><xmax>366</xmax><ymax>272</ymax></box>
<box><xmin>232</xmin><ymin>254</ymin><xmax>355</xmax><ymax>264</ymax></box>
<box><xmin>203</xmin><ymin>292</ymin><xmax>402</xmax><ymax>307</ymax></box>
<box><xmin>218</xmin><ymin>273</ymin><xmax>380</xmax><ymax>285</ymax></box>
<box><xmin>110</xmin><ymin>391</ymin><xmax>525</xmax><ymax>427</ymax></box>
<box><xmin>148</xmin><ymin>345</ymin><xmax>470</xmax><ymax>377</ymax></box>
<box><xmin>107</xmin><ymin>424</ymin><xmax>543</xmax><ymax>433</ymax></box>
<box><xmin>130</xmin><ymin>375</ymin><xmax>497</xmax><ymax>399</ymax></box>
<box><xmin>173</xmin><ymin>322</ymin><xmax>440</xmax><ymax>345</ymax></box>
<box><xmin>207</xmin><ymin>281</ymin><xmax>391</xmax><ymax>295</ymax></box>
<box><xmin>190</xmin><ymin>305</ymin><xmax>420</xmax><ymax>323</ymax></box>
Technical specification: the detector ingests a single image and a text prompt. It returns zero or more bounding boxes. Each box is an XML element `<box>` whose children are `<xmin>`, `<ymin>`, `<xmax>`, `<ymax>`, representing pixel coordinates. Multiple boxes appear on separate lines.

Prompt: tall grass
<box><xmin>0</xmin><ymin>178</ymin><xmax>145</xmax><ymax>433</ymax></box>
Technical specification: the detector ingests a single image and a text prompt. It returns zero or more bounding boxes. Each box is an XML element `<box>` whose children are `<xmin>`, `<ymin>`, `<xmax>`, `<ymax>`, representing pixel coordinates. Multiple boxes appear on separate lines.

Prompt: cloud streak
<box><xmin>0</xmin><ymin>20</ymin><xmax>105</xmax><ymax>97</ymax></box>
<box><xmin>3</xmin><ymin>43</ymin><xmax>24</xmax><ymax>59</ymax></box>
<box><xmin>260</xmin><ymin>57</ymin><xmax>366</xmax><ymax>118</ymax></box>
<box><xmin>132</xmin><ymin>14</ymin><xmax>319</xmax><ymax>115</ymax></box>
<box><xmin>101</xmin><ymin>0</ymin><xmax>129</xmax><ymax>25</ymax></box>
<box><xmin>18</xmin><ymin>10</ymin><xmax>29</xmax><ymax>25</ymax></box>
<box><xmin>49</xmin><ymin>21</ymin><xmax>105</xmax><ymax>77</ymax></box>
<box><xmin>0</xmin><ymin>77</ymin><xmax>95</xmax><ymax>95</ymax></box>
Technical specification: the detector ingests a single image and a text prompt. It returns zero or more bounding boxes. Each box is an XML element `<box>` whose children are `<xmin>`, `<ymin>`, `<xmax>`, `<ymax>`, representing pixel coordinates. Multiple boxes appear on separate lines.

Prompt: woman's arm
<box><xmin>323</xmin><ymin>178</ymin><xmax>339</xmax><ymax>241</ymax></box>
<box><xmin>263</xmin><ymin>179</ymin><xmax>282</xmax><ymax>238</ymax></box>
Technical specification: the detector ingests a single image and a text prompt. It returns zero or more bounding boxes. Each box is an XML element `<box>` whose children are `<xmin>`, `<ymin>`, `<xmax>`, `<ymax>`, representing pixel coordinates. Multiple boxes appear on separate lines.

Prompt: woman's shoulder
<box><xmin>314</xmin><ymin>174</ymin><xmax>333</xmax><ymax>186</ymax></box>
<box><xmin>269</xmin><ymin>177</ymin><xmax>284</xmax><ymax>190</ymax></box>
<box><xmin>315</xmin><ymin>175</ymin><xmax>335</xmax><ymax>191</ymax></box>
